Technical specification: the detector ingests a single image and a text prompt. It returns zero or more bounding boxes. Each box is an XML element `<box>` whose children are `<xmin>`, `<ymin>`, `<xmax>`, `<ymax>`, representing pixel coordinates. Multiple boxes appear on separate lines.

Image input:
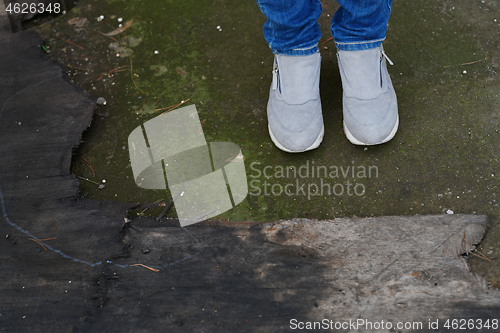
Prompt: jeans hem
<box><xmin>334</xmin><ymin>38</ymin><xmax>385</xmax><ymax>51</ymax></box>
<box><xmin>271</xmin><ymin>44</ymin><xmax>318</xmax><ymax>56</ymax></box>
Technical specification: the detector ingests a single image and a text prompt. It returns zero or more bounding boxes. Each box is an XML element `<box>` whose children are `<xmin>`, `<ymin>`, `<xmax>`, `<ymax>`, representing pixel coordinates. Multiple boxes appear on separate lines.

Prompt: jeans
<box><xmin>256</xmin><ymin>0</ymin><xmax>393</xmax><ymax>55</ymax></box>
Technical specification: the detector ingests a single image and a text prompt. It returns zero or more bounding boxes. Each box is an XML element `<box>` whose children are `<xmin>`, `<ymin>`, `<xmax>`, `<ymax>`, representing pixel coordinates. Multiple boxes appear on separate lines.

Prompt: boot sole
<box><xmin>268</xmin><ymin>124</ymin><xmax>324</xmax><ymax>153</ymax></box>
<box><xmin>343</xmin><ymin>115</ymin><xmax>399</xmax><ymax>146</ymax></box>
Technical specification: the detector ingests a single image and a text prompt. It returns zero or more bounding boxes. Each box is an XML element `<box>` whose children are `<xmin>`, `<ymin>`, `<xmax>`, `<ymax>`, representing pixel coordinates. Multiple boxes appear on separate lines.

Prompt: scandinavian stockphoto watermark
<box><xmin>249</xmin><ymin>160</ymin><xmax>378</xmax><ymax>199</ymax></box>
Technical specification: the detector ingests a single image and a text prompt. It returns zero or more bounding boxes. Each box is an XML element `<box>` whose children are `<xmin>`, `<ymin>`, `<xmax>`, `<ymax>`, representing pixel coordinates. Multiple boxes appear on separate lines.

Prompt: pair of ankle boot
<box><xmin>267</xmin><ymin>45</ymin><xmax>399</xmax><ymax>152</ymax></box>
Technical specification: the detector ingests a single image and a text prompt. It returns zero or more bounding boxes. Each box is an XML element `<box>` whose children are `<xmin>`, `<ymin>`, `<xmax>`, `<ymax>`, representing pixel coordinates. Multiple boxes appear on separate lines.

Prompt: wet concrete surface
<box><xmin>2</xmin><ymin>0</ymin><xmax>500</xmax><ymax>292</ymax></box>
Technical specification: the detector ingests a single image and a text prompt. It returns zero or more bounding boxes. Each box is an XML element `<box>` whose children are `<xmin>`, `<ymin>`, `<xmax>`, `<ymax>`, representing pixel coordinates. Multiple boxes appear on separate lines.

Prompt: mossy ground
<box><xmin>33</xmin><ymin>0</ymin><xmax>500</xmax><ymax>286</ymax></box>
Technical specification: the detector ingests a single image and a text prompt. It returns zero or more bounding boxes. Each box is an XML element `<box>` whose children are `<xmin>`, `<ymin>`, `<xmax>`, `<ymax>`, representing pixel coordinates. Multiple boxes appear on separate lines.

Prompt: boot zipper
<box><xmin>272</xmin><ymin>56</ymin><xmax>281</xmax><ymax>91</ymax></box>
<box><xmin>380</xmin><ymin>50</ymin><xmax>394</xmax><ymax>87</ymax></box>
<box><xmin>272</xmin><ymin>68</ymin><xmax>279</xmax><ymax>91</ymax></box>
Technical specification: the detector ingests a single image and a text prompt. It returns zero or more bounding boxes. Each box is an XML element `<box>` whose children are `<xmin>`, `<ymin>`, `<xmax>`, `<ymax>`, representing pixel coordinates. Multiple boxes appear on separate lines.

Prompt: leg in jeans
<box><xmin>256</xmin><ymin>0</ymin><xmax>322</xmax><ymax>56</ymax></box>
<box><xmin>332</xmin><ymin>0</ymin><xmax>399</xmax><ymax>145</ymax></box>
<box><xmin>331</xmin><ymin>0</ymin><xmax>393</xmax><ymax>51</ymax></box>
<box><xmin>256</xmin><ymin>0</ymin><xmax>325</xmax><ymax>152</ymax></box>
<box><xmin>256</xmin><ymin>0</ymin><xmax>393</xmax><ymax>53</ymax></box>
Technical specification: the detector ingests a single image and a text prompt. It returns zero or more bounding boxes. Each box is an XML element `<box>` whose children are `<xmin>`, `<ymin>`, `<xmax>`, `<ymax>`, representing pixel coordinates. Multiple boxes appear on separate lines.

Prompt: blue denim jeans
<box><xmin>256</xmin><ymin>0</ymin><xmax>393</xmax><ymax>55</ymax></box>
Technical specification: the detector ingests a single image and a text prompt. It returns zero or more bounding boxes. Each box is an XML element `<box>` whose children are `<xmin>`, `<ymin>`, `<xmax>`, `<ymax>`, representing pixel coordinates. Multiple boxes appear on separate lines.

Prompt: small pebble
<box><xmin>98</xmin><ymin>184</ymin><xmax>105</xmax><ymax>190</ymax></box>
<box><xmin>445</xmin><ymin>209</ymin><xmax>454</xmax><ymax>214</ymax></box>
<box><xmin>102</xmin><ymin>179</ymin><xmax>106</xmax><ymax>183</ymax></box>
<box><xmin>96</xmin><ymin>97</ymin><xmax>106</xmax><ymax>105</ymax></box>
<box><xmin>118</xmin><ymin>17</ymin><xmax>123</xmax><ymax>22</ymax></box>
<box><xmin>154</xmin><ymin>50</ymin><xmax>159</xmax><ymax>54</ymax></box>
